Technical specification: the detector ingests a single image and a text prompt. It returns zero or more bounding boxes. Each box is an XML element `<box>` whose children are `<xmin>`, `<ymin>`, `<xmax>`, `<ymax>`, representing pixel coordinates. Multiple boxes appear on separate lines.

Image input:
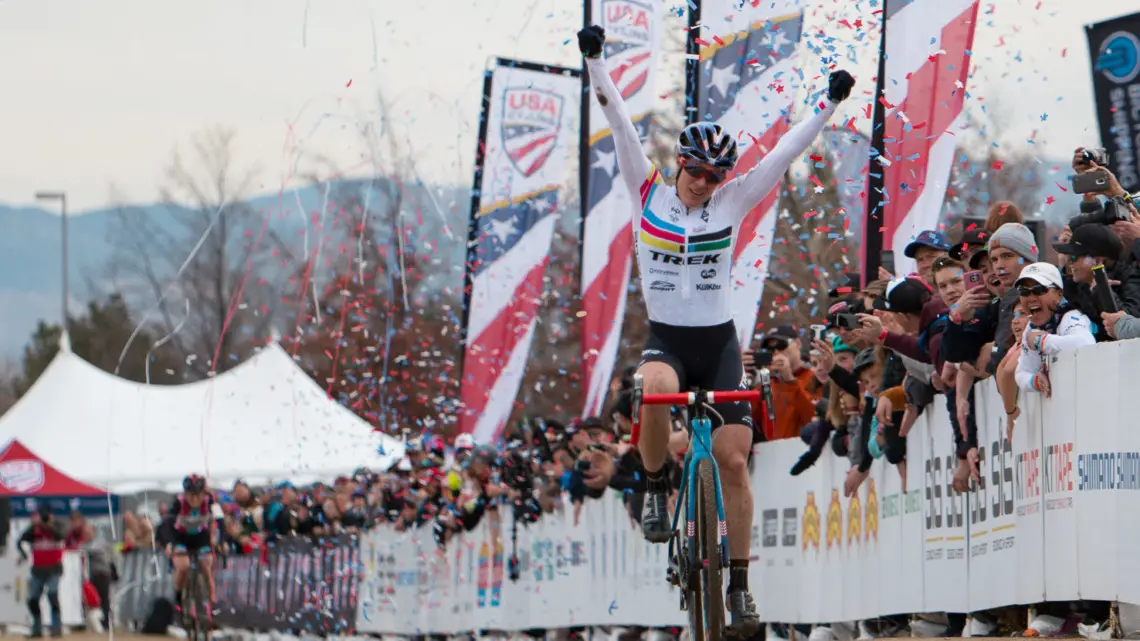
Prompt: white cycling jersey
<box><xmin>586</xmin><ymin>56</ymin><xmax>837</xmax><ymax>328</ymax></box>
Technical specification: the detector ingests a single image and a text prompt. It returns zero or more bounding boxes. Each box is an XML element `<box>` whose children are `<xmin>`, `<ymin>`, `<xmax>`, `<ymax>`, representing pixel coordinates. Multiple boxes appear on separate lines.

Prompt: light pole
<box><xmin>34</xmin><ymin>191</ymin><xmax>68</xmax><ymax>326</ymax></box>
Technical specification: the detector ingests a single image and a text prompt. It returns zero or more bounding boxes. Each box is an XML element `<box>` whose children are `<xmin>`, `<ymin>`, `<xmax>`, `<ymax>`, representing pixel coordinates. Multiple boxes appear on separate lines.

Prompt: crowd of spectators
<box><xmin>82</xmin><ymin>146</ymin><xmax>1139</xmax><ymax>640</ymax></box>
<box><xmin>705</xmin><ymin>146</ymin><xmax>1139</xmax><ymax>638</ymax></box>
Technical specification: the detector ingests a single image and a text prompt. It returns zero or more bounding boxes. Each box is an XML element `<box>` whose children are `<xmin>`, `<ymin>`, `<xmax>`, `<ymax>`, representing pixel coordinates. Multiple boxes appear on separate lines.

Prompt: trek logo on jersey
<box><xmin>502</xmin><ymin>88</ymin><xmax>564</xmax><ymax>178</ymax></box>
<box><xmin>601</xmin><ymin>0</ymin><xmax>654</xmax><ymax>99</ymax></box>
<box><xmin>649</xmin><ymin>251</ymin><xmax>719</xmax><ymax>265</ymax></box>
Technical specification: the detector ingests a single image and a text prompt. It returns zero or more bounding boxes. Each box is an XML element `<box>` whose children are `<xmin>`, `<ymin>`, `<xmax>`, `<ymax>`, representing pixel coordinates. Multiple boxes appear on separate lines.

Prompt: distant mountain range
<box><xmin>0</xmin><ymin>179</ymin><xmax>474</xmax><ymax>359</ymax></box>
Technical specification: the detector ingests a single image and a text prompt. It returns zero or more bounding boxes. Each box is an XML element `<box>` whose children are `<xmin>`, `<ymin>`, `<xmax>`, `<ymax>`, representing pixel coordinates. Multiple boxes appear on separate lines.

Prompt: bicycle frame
<box><xmin>629</xmin><ymin>378</ymin><xmax>760</xmax><ymax>581</ymax></box>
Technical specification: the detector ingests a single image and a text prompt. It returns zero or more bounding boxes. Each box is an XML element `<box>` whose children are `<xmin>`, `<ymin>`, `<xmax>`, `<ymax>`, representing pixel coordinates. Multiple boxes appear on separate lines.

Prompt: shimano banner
<box><xmin>1086</xmin><ymin>12</ymin><xmax>1140</xmax><ymax>193</ymax></box>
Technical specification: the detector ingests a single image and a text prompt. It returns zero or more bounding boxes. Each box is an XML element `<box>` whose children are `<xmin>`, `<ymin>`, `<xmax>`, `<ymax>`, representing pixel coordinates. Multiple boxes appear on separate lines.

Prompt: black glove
<box><xmin>791</xmin><ymin>448</ymin><xmax>822</xmax><ymax>476</ymax></box>
<box><xmin>828</xmin><ymin>70</ymin><xmax>855</xmax><ymax>103</ymax></box>
<box><xmin>578</xmin><ymin>25</ymin><xmax>605</xmax><ymax>59</ymax></box>
<box><xmin>791</xmin><ymin>420</ymin><xmax>833</xmax><ymax>476</ymax></box>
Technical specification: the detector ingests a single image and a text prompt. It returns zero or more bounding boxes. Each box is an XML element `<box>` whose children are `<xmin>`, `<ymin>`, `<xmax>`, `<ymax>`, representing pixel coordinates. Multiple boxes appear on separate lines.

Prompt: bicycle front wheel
<box><xmin>697</xmin><ymin>459</ymin><xmax>725</xmax><ymax>641</ymax></box>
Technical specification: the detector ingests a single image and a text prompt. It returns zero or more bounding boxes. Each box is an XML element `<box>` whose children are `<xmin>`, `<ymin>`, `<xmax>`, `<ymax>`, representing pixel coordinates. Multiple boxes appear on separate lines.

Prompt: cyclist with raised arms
<box><xmin>577</xmin><ymin>25</ymin><xmax>853</xmax><ymax>632</ymax></box>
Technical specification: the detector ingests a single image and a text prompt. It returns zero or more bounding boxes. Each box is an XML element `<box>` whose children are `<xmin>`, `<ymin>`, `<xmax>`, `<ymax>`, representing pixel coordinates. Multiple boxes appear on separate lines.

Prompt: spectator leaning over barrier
<box><xmin>996</xmin><ymin>300</ymin><xmax>1031</xmax><ymax>440</ymax></box>
<box><xmin>759</xmin><ymin>324</ymin><xmax>819</xmax><ymax>440</ymax></box>
<box><xmin>1014</xmin><ymin>262</ymin><xmax>1096</xmax><ymax>397</ymax></box>
<box><xmin>1055</xmin><ymin>222</ymin><xmax>1134</xmax><ymax>340</ymax></box>
<box><xmin>855</xmin><ymin>277</ymin><xmax>948</xmax><ymax>477</ymax></box>
<box><xmin>264</xmin><ymin>481</ymin><xmax>298</xmax><ymax>540</ymax></box>
<box><xmin>930</xmin><ymin>257</ymin><xmax>987</xmax><ymax>474</ymax></box>
<box><xmin>17</xmin><ymin>504</ymin><xmax>65</xmax><ymax>638</ymax></box>
<box><xmin>791</xmin><ymin>334</ymin><xmax>862</xmax><ymax>475</ymax></box>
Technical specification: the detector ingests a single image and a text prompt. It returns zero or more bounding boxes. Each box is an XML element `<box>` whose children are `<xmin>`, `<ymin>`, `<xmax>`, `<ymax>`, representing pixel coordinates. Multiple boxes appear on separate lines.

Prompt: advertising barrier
<box><xmin>117</xmin><ymin>535</ymin><xmax>359</xmax><ymax>633</ymax></box>
<box><xmin>353</xmin><ymin>340</ymin><xmax>1140</xmax><ymax>630</ymax></box>
<box><xmin>36</xmin><ymin>340</ymin><xmax>1140</xmax><ymax>632</ymax></box>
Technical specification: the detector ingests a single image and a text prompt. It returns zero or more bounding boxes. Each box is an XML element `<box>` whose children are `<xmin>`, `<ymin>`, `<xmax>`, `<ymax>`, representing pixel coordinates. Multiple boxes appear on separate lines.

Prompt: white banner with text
<box><xmin>356</xmin><ymin>339</ymin><xmax>1140</xmax><ymax>631</ymax></box>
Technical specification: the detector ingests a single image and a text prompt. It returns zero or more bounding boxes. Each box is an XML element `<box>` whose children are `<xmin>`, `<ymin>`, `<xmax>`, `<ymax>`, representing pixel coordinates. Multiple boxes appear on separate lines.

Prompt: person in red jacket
<box><xmin>17</xmin><ymin>504</ymin><xmax>66</xmax><ymax>638</ymax></box>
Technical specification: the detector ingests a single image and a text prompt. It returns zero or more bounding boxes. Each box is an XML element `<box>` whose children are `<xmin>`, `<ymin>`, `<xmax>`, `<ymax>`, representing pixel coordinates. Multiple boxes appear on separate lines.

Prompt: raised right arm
<box><xmin>585</xmin><ymin>57</ymin><xmax>656</xmax><ymax>201</ymax></box>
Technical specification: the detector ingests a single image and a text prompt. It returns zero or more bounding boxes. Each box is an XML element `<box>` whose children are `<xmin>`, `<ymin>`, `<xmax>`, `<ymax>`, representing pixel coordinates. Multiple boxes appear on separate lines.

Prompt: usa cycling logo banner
<box><xmin>501</xmin><ymin>88</ymin><xmax>564</xmax><ymax>178</ymax></box>
<box><xmin>601</xmin><ymin>0</ymin><xmax>654</xmax><ymax>99</ymax></box>
<box><xmin>0</xmin><ymin>459</ymin><xmax>44</xmax><ymax>493</ymax></box>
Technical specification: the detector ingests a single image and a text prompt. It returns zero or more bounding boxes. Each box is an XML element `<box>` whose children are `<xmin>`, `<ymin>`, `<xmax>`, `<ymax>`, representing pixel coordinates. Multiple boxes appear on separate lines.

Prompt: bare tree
<box><xmin>109</xmin><ymin>127</ymin><xmax>283</xmax><ymax>378</ymax></box>
<box><xmin>758</xmin><ymin>150</ymin><xmax>855</xmax><ymax>336</ymax></box>
<box><xmin>0</xmin><ymin>358</ymin><xmax>19</xmax><ymax>415</ymax></box>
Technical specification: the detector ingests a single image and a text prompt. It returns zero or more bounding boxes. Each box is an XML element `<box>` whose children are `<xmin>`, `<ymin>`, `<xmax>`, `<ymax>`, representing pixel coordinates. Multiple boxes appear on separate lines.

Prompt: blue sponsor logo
<box><xmin>1096</xmin><ymin>31</ymin><xmax>1140</xmax><ymax>85</ymax></box>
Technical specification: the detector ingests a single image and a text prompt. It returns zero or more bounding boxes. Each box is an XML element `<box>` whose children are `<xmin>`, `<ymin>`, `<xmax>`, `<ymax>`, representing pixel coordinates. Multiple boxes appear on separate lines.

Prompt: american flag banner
<box><xmin>459</xmin><ymin>59</ymin><xmax>581</xmax><ymax>442</ymax></box>
<box><xmin>693</xmin><ymin>0</ymin><xmax>805</xmax><ymax>347</ymax></box>
<box><xmin>876</xmin><ymin>0</ymin><xmax>979</xmax><ymax>276</ymax></box>
<box><xmin>579</xmin><ymin>0</ymin><xmax>663</xmax><ymax>418</ymax></box>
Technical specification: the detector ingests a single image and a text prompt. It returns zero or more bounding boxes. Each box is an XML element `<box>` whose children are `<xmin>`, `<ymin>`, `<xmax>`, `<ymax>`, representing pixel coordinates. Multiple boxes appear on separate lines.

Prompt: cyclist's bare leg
<box><xmin>637</xmin><ymin>361</ymin><xmax>679</xmax><ymax>474</ymax></box>
<box><xmin>636</xmin><ymin>361</ymin><xmax>679</xmax><ymax>543</ymax></box>
<box><xmin>713</xmin><ymin>423</ymin><xmax>760</xmax><ymax>633</ymax></box>
<box><xmin>711</xmin><ymin>423</ymin><xmax>753</xmax><ymax>560</ymax></box>
<box><xmin>200</xmin><ymin>552</ymin><xmax>216</xmax><ymax>603</ymax></box>
<box><xmin>172</xmin><ymin>551</ymin><xmax>189</xmax><ymax>608</ymax></box>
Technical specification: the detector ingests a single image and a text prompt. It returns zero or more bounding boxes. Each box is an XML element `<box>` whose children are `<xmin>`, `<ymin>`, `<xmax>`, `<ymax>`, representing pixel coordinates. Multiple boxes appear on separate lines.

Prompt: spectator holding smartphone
<box><xmin>758</xmin><ymin>325</ymin><xmax>819</xmax><ymax>440</ymax></box>
<box><xmin>1054</xmin><ymin>224</ymin><xmax>1131</xmax><ymax>340</ymax></box>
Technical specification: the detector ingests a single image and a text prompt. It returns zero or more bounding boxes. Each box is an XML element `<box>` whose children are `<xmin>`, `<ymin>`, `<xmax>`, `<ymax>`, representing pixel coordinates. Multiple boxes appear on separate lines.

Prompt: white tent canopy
<box><xmin>0</xmin><ymin>334</ymin><xmax>405</xmax><ymax>493</ymax></box>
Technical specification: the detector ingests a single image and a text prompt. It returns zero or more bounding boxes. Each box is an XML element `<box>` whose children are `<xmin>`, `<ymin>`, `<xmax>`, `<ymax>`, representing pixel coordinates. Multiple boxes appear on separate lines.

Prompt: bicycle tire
<box><xmin>698</xmin><ymin>459</ymin><xmax>725</xmax><ymax>641</ymax></box>
<box><xmin>183</xmin><ymin>567</ymin><xmax>200</xmax><ymax>633</ymax></box>
<box><xmin>193</xmin><ymin>569</ymin><xmax>212</xmax><ymax>640</ymax></box>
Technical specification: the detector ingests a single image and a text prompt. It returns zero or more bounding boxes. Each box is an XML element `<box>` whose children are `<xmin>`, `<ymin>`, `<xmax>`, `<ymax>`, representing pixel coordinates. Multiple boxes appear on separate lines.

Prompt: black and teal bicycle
<box><xmin>631</xmin><ymin>375</ymin><xmax>760</xmax><ymax>641</ymax></box>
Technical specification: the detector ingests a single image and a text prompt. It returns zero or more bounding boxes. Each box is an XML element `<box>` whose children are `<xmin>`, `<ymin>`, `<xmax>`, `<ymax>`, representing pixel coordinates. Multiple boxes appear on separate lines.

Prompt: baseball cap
<box><xmin>988</xmin><ymin>223</ymin><xmax>1039</xmax><ymax>262</ymax></box>
<box><xmin>1016</xmin><ymin>262</ymin><xmax>1063</xmax><ymax>290</ymax></box>
<box><xmin>903</xmin><ymin>230</ymin><xmax>951</xmax><ymax>258</ymax></box>
<box><xmin>830</xmin><ymin>334</ymin><xmax>857</xmax><ymax>354</ymax></box>
<box><xmin>1053</xmin><ymin>224</ymin><xmax>1124</xmax><ymax>260</ymax></box>
<box><xmin>949</xmin><ymin>227</ymin><xmax>991</xmax><ymax>261</ymax></box>
<box><xmin>885</xmin><ymin>277</ymin><xmax>932</xmax><ymax>315</ymax></box>
<box><xmin>761</xmin><ymin>324</ymin><xmax>799</xmax><ymax>350</ymax></box>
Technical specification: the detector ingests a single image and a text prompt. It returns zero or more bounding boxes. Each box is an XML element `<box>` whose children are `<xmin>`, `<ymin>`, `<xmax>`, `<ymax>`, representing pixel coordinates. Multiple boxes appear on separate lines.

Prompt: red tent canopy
<box><xmin>0</xmin><ymin>439</ymin><xmax>108</xmax><ymax>497</ymax></box>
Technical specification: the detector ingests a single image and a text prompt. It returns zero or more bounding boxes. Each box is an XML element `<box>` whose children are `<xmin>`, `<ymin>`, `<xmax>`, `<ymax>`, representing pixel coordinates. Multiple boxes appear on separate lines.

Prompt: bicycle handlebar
<box><xmin>641</xmin><ymin>390</ymin><xmax>761</xmax><ymax>405</ymax></box>
<box><xmin>629</xmin><ymin>379</ymin><xmax>763</xmax><ymax>446</ymax></box>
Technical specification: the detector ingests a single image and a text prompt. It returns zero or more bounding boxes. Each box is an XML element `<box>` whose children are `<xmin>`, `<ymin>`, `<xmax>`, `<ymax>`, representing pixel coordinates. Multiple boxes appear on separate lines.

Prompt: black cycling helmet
<box><xmin>852</xmin><ymin>348</ymin><xmax>878</xmax><ymax>375</ymax></box>
<box><xmin>677</xmin><ymin>122</ymin><xmax>738</xmax><ymax>171</ymax></box>
<box><xmin>183</xmin><ymin>474</ymin><xmax>206</xmax><ymax>493</ymax></box>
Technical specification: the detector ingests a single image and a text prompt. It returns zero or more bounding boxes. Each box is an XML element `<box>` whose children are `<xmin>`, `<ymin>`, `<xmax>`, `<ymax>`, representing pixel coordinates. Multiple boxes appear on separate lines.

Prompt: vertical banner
<box><xmin>579</xmin><ymin>0</ymin><xmax>663</xmax><ymax>418</ymax></box>
<box><xmin>459</xmin><ymin>59</ymin><xmax>581</xmax><ymax>442</ymax></box>
<box><xmin>876</xmin><ymin>0</ymin><xmax>979</xmax><ymax>277</ymax></box>
<box><xmin>1086</xmin><ymin>13</ymin><xmax>1140</xmax><ymax>193</ymax></box>
<box><xmin>693</xmin><ymin>0</ymin><xmax>805</xmax><ymax>346</ymax></box>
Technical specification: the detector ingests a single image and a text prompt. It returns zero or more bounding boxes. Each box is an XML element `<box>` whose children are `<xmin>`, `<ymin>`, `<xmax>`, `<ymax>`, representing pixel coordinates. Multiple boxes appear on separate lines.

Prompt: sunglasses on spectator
<box><xmin>682</xmin><ymin>162</ymin><xmax>727</xmax><ymax>184</ymax></box>
<box><xmin>1017</xmin><ymin>284</ymin><xmax>1051</xmax><ymax>297</ymax></box>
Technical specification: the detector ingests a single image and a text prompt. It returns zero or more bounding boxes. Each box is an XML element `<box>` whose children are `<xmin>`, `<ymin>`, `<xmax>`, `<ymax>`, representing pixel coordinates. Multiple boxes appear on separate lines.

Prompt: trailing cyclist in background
<box><xmin>577</xmin><ymin>24</ymin><xmax>853</xmax><ymax>634</ymax></box>
<box><xmin>164</xmin><ymin>474</ymin><xmax>221</xmax><ymax>610</ymax></box>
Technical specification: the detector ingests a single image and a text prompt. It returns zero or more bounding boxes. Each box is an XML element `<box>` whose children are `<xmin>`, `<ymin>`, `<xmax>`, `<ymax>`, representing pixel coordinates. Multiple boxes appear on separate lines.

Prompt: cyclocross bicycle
<box><xmin>178</xmin><ymin>548</ymin><xmax>213</xmax><ymax>641</ymax></box>
<box><xmin>630</xmin><ymin>374</ymin><xmax>761</xmax><ymax>641</ymax></box>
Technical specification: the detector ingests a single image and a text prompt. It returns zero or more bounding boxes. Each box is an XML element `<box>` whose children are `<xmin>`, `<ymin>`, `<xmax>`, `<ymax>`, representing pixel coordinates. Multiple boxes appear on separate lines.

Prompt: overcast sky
<box><xmin>0</xmin><ymin>0</ymin><xmax>1135</xmax><ymax>212</ymax></box>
